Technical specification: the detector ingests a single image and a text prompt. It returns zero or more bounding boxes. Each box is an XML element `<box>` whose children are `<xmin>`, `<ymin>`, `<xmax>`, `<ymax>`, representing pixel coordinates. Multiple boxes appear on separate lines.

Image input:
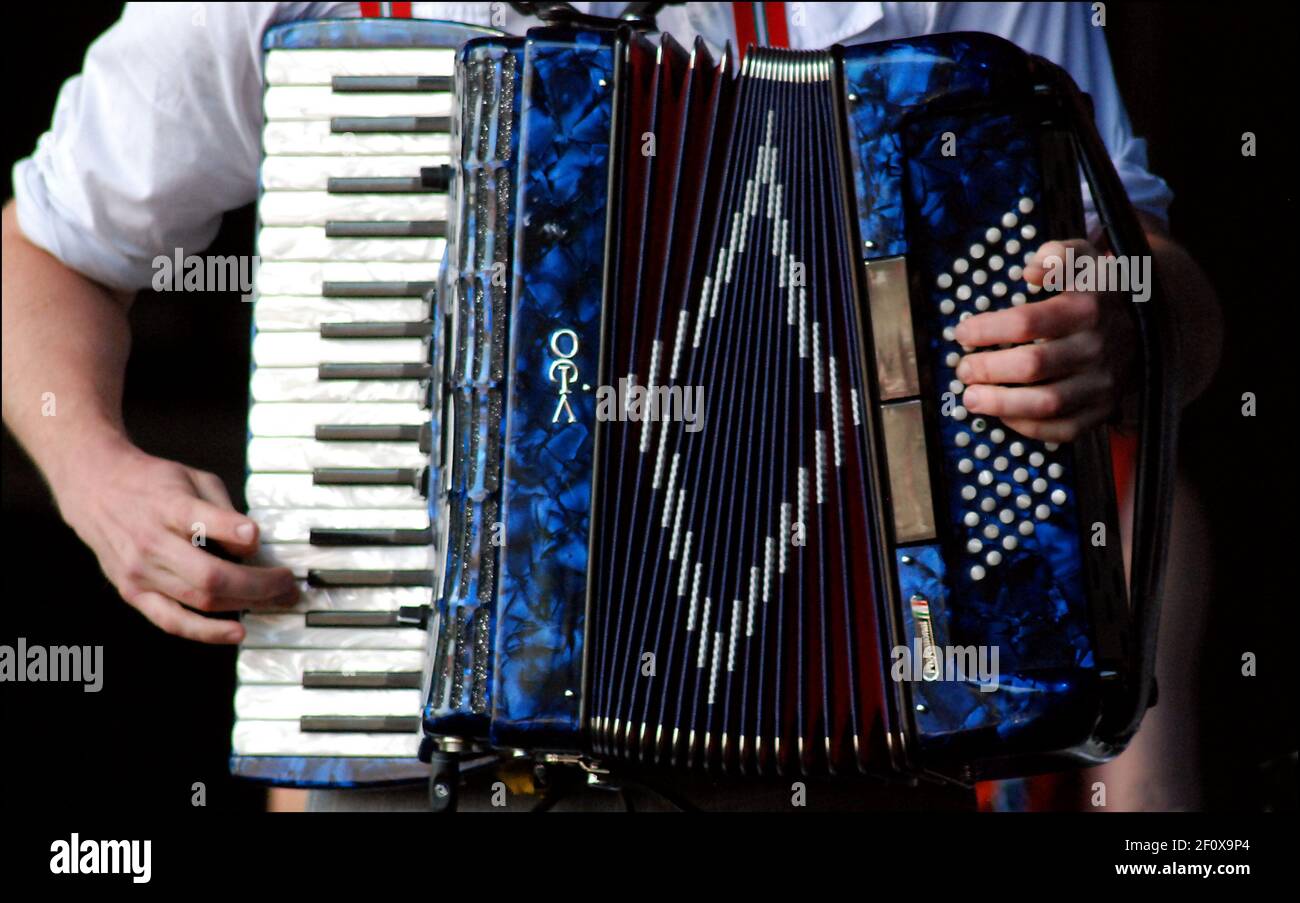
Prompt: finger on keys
<box><xmin>128</xmin><ymin>591</ymin><xmax>245</xmax><ymax>645</ymax></box>
<box><xmin>147</xmin><ymin>551</ymin><xmax>299</xmax><ymax>614</ymax></box>
<box><xmin>245</xmin><ymin>589</ymin><xmax>304</xmax><ymax>612</ymax></box>
<box><xmin>961</xmin><ymin>369</ymin><xmax>1113</xmax><ymax>422</ymax></box>
<box><xmin>956</xmin><ymin>330</ymin><xmax>1103</xmax><ymax>387</ymax></box>
<box><xmin>157</xmin><ymin>534</ymin><xmax>298</xmax><ymax>612</ymax></box>
<box><xmin>1021</xmin><ymin>238</ymin><xmax>1098</xmax><ymax>288</ymax></box>
<box><xmin>176</xmin><ymin>498</ymin><xmax>262</xmax><ymax>555</ymax></box>
<box><xmin>953</xmin><ymin>291</ymin><xmax>1100</xmax><ymax>348</ymax></box>
<box><xmin>188</xmin><ymin>467</ymin><xmax>236</xmax><ymax>509</ymax></box>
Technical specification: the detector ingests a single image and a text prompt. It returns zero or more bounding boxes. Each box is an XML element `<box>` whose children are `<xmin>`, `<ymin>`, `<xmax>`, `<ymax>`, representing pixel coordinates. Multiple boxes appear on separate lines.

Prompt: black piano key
<box><xmin>307</xmin><ymin>569</ymin><xmax>434</xmax><ymax>588</ymax></box>
<box><xmin>310</xmin><ymin>527</ymin><xmax>433</xmax><ymax>546</ymax></box>
<box><xmin>330</xmin><ymin>116</ymin><xmax>450</xmax><ymax>133</ymax></box>
<box><xmin>312</xmin><ymin>467</ymin><xmax>421</xmax><ymax>487</ymax></box>
<box><xmin>317</xmin><ymin>362</ymin><xmax>432</xmax><ymax>380</ymax></box>
<box><xmin>303</xmin><ymin>670</ymin><xmax>424</xmax><ymax>689</ymax></box>
<box><xmin>331</xmin><ymin>75</ymin><xmax>453</xmax><ymax>92</ymax></box>
<box><xmin>420</xmin><ymin>165</ymin><xmax>454</xmax><ymax>192</ymax></box>
<box><xmin>328</xmin><ymin>176</ymin><xmax>430</xmax><ymax>194</ymax></box>
<box><xmin>305</xmin><ymin>606</ymin><xmax>430</xmax><ymax>629</ymax></box>
<box><xmin>396</xmin><ymin>605</ymin><xmax>431</xmax><ymax>629</ymax></box>
<box><xmin>318</xmin><ymin>361</ymin><xmax>431</xmax><ymax>379</ymax></box>
<box><xmin>314</xmin><ymin>423</ymin><xmax>429</xmax><ymax>443</ymax></box>
<box><xmin>306</xmin><ymin>610</ymin><xmax>403</xmax><ymax>628</ymax></box>
<box><xmin>300</xmin><ymin>716</ymin><xmax>421</xmax><ymax>733</ymax></box>
<box><xmin>323</xmin><ymin>281</ymin><xmax>436</xmax><ymax>297</ymax></box>
<box><xmin>325</xmin><ymin>220</ymin><xmax>446</xmax><ymax>238</ymax></box>
<box><xmin>321</xmin><ymin>320</ymin><xmax>433</xmax><ymax>338</ymax></box>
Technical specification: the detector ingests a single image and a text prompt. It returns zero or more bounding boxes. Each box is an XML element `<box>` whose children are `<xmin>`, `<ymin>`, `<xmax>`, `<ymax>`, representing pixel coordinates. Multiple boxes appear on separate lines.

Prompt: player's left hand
<box><xmin>953</xmin><ymin>238</ymin><xmax>1138</xmax><ymax>443</ymax></box>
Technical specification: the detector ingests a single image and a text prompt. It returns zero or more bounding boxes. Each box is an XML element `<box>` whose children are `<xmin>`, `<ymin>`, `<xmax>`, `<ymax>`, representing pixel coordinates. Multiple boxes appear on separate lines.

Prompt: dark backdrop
<box><xmin>2</xmin><ymin>2</ymin><xmax>1294</xmax><ymax>813</ymax></box>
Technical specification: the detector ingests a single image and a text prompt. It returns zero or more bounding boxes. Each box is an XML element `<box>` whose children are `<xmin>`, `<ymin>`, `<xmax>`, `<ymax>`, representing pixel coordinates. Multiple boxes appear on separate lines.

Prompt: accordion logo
<box><xmin>548</xmin><ymin>328</ymin><xmax>581</xmax><ymax>425</ymax></box>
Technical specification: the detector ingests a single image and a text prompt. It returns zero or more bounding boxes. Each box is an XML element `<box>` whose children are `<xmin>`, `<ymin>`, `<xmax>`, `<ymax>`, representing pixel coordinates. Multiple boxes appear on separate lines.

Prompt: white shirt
<box><xmin>13</xmin><ymin>1</ymin><xmax>1173</xmax><ymax>290</ymax></box>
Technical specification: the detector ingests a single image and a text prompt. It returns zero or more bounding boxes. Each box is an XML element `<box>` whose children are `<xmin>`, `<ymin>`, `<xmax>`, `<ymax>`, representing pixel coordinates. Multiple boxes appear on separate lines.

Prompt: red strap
<box><xmin>1109</xmin><ymin>430</ymin><xmax>1137</xmax><ymax>508</ymax></box>
<box><xmin>732</xmin><ymin>3</ymin><xmax>790</xmax><ymax>60</ymax></box>
<box><xmin>732</xmin><ymin>2</ymin><xmax>758</xmax><ymax>60</ymax></box>
<box><xmin>764</xmin><ymin>2</ymin><xmax>790</xmax><ymax>48</ymax></box>
<box><xmin>360</xmin><ymin>1</ymin><xmax>412</xmax><ymax>16</ymax></box>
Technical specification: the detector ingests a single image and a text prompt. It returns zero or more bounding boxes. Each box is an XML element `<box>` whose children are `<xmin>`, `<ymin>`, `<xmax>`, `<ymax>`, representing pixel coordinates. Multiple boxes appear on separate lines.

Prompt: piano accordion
<box><xmin>232</xmin><ymin>16</ymin><xmax>1174</xmax><ymax>799</ymax></box>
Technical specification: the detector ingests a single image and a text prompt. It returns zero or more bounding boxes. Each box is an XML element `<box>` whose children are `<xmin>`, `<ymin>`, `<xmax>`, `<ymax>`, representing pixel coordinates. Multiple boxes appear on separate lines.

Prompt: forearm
<box><xmin>1145</xmin><ymin>226</ymin><xmax>1222</xmax><ymax>404</ymax></box>
<box><xmin>3</xmin><ymin>199</ymin><xmax>296</xmax><ymax>640</ymax></box>
<box><xmin>1</xmin><ymin>200</ymin><xmax>137</xmax><ymax>496</ymax></box>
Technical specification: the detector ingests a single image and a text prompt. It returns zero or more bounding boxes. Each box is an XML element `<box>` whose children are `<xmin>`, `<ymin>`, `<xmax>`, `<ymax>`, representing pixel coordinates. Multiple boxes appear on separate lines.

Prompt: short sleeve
<box><xmin>11</xmin><ymin>2</ymin><xmax>324</xmax><ymax>290</ymax></box>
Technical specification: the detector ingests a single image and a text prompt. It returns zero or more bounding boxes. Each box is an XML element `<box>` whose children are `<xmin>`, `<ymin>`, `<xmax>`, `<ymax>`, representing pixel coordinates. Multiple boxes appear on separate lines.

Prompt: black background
<box><xmin>1</xmin><ymin>1</ymin><xmax>1295</xmax><ymax>818</ymax></box>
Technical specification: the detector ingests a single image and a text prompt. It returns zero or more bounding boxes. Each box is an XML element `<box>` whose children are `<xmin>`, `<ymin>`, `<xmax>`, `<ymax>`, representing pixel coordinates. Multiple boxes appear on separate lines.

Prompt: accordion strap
<box><xmin>1031</xmin><ymin>56</ymin><xmax>1181</xmax><ymax>750</ymax></box>
<box><xmin>508</xmin><ymin>1</ymin><xmax>672</xmax><ymax>30</ymax></box>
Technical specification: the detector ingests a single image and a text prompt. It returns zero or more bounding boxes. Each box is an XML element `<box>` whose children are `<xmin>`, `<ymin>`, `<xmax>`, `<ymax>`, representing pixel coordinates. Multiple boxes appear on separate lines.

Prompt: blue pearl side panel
<box><xmin>231</xmin><ymin>755</ymin><xmax>429</xmax><ymax>788</ymax></box>
<box><xmin>841</xmin><ymin>34</ymin><xmax>1032</xmax><ymax>259</ymax></box>
<box><xmin>264</xmin><ymin>18</ymin><xmax>503</xmax><ymax>50</ymax></box>
<box><xmin>490</xmin><ymin>29</ymin><xmax>615</xmax><ymax>751</ymax></box>
<box><xmin>841</xmin><ymin>34</ymin><xmax>1104</xmax><ymax>764</ymax></box>
<box><xmin>423</xmin><ymin>39</ymin><xmax>524</xmax><ymax>741</ymax></box>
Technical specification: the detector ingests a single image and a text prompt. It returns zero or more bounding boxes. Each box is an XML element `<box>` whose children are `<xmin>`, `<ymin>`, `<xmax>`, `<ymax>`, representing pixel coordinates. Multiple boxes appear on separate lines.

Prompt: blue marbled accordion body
<box><xmin>234</xmin><ymin>18</ymin><xmax>1140</xmax><ymax>788</ymax></box>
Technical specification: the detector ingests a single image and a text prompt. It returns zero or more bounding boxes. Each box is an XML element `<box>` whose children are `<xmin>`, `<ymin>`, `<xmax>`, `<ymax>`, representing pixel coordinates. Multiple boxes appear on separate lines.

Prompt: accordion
<box><xmin>232</xmin><ymin>15</ymin><xmax>1175</xmax><ymax>804</ymax></box>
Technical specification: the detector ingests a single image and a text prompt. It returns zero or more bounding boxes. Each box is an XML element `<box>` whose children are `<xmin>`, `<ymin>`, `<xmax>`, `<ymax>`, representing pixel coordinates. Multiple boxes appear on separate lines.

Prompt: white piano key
<box><xmin>265</xmin><ymin>86</ymin><xmax>453</xmax><ymax>120</ymax></box>
<box><xmin>246</xmin><ymin>474</ymin><xmax>426</xmax><ymax>509</ymax></box>
<box><xmin>236</xmin><ymin>685</ymin><xmax>422</xmax><ymax>719</ymax></box>
<box><xmin>259</xmin><ymin>192</ymin><xmax>448</xmax><ymax>228</ymax></box>
<box><xmin>252</xmin><ymin>332</ymin><xmax>426</xmax><ymax>367</ymax></box>
<box><xmin>250</xmin><ymin>508</ymin><xmax>430</xmax><ymax>543</ymax></box>
<box><xmin>238</xmin><ymin>648</ymin><xmax>425</xmax><ymax>684</ymax></box>
<box><xmin>255</xmin><ymin>260</ymin><xmax>441</xmax><ymax>296</ymax></box>
<box><xmin>232</xmin><ymin>720</ymin><xmax>421</xmax><ymax>757</ymax></box>
<box><xmin>322</xmin><ymin>259</ymin><xmax>444</xmax><ymax>284</ymax></box>
<box><xmin>261</xmin><ymin>155</ymin><xmax>451</xmax><ymax>190</ymax></box>
<box><xmin>254</xmin><ymin>543</ymin><xmax>431</xmax><ymax>575</ymax></box>
<box><xmin>255</xmin><ymin>296</ymin><xmax>429</xmax><ymax>331</ymax></box>
<box><xmin>248</xmin><ymin>436</ymin><xmax>428</xmax><ymax>469</ymax></box>
<box><xmin>250</xmin><ymin>369</ymin><xmax>424</xmax><ymax>404</ymax></box>
<box><xmin>258</xmin><ymin>227</ymin><xmax>444</xmax><ymax>263</ymax></box>
<box><xmin>248</xmin><ymin>401</ymin><xmax>427</xmax><ymax>436</ymax></box>
<box><xmin>264</xmin><ymin>48</ymin><xmax>456</xmax><ymax>86</ymax></box>
<box><xmin>242</xmin><ymin>614</ymin><xmax>427</xmax><ymax>649</ymax></box>
<box><xmin>264</xmin><ymin>121</ymin><xmax>451</xmax><ymax>156</ymax></box>
<box><xmin>247</xmin><ymin>586</ymin><xmax>431</xmax><ymax>616</ymax></box>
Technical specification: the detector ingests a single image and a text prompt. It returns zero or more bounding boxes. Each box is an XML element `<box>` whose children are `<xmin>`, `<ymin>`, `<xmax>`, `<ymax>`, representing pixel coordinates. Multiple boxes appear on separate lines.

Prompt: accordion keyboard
<box><xmin>232</xmin><ymin>23</ymin><xmax>466</xmax><ymax>785</ymax></box>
